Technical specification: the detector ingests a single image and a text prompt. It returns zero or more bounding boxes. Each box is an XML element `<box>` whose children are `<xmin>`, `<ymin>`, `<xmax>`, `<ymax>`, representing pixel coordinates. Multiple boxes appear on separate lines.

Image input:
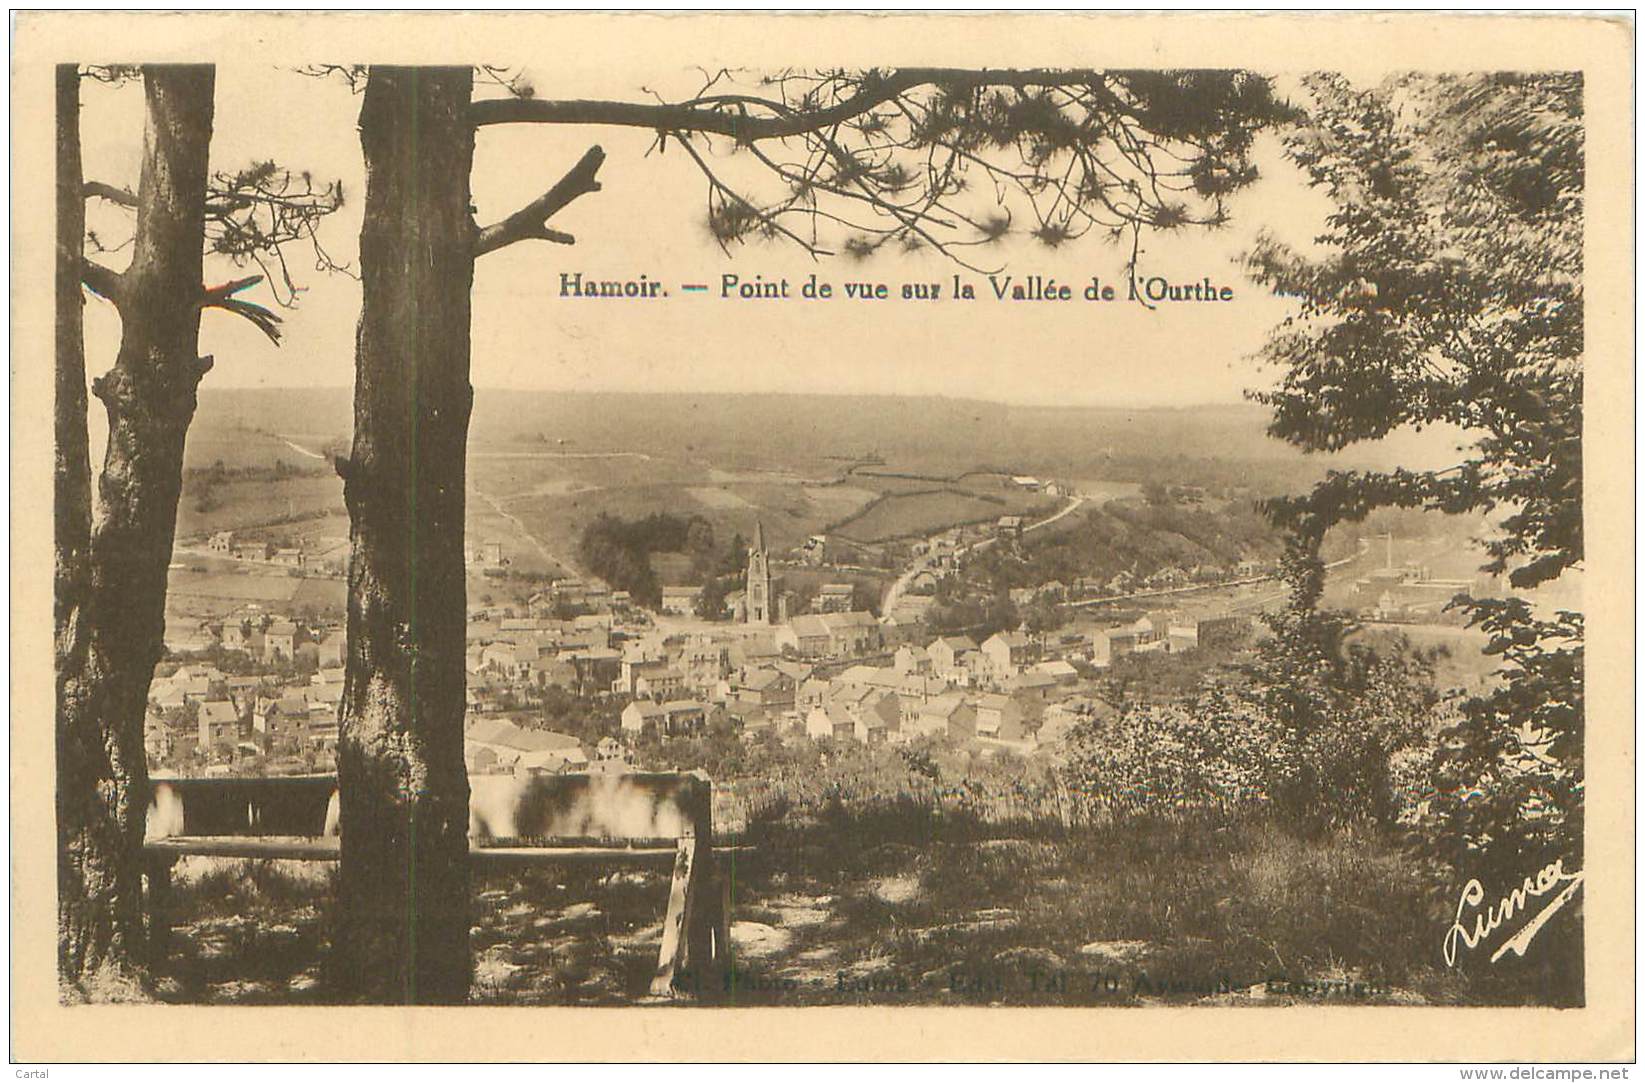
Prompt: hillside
<box><xmin>170</xmin><ymin>388</ymin><xmax>1461</xmax><ymax>605</ymax></box>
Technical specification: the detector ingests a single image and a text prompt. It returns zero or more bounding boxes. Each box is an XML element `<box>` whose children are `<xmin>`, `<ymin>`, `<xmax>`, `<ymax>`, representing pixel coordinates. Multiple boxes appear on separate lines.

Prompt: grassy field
<box><xmin>140</xmin><ymin>806</ymin><xmax>1578</xmax><ymax>1007</ymax></box>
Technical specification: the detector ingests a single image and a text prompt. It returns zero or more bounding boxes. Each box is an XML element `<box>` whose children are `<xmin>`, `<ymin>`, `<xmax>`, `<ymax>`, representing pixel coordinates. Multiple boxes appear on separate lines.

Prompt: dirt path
<box><xmin>276</xmin><ymin>436</ymin><xmax>327</xmax><ymax>461</ymax></box>
<box><xmin>470</xmin><ymin>485</ymin><xmax>586</xmax><ymax>582</ymax></box>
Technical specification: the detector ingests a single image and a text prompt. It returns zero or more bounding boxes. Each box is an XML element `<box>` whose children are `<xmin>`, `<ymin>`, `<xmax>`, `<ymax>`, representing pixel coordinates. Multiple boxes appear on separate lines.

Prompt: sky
<box><xmin>76</xmin><ymin>65</ymin><xmax>1335</xmax><ymax>408</ymax></box>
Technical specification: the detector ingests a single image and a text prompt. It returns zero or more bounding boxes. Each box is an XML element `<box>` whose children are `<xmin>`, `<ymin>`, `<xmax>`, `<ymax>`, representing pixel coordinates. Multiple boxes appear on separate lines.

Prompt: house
<box><xmin>220</xmin><ymin>620</ymin><xmax>252</xmax><ymax>653</ymax></box>
<box><xmin>145</xmin><ymin>712</ymin><xmax>176</xmax><ymax>765</ymax></box>
<box><xmin>730</xmin><ymin>666</ymin><xmax>797</xmax><ymax>712</ymax></box>
<box><xmin>314</xmin><ymin>632</ymin><xmax>346</xmax><ymax>668</ymax></box>
<box><xmin>974</xmin><ymin>694</ymin><xmax>1036</xmax><ymax>742</ymax></box>
<box><xmin>531</xmin><ymin>655</ymin><xmax>579</xmax><ymax>690</ymax></box>
<box><xmin>566</xmin><ymin>647</ymin><xmax>622</xmax><ymax>692</ymax></box>
<box><xmin>207</xmin><ymin>530</ymin><xmax>235</xmax><ymax>552</ymax></box>
<box><xmin>777</xmin><ymin>615</ymin><xmax>831</xmax><ymax>657</ymax></box>
<box><xmin>1168</xmin><ymin>622</ymin><xmax>1200</xmax><ymax>653</ymax></box>
<box><xmin>777</xmin><ymin>611</ymin><xmax>880</xmax><ymax>659</ymax></box>
<box><xmin>197</xmin><ymin>700</ymin><xmax>241</xmax><ymax>749</ymax></box>
<box><xmin>225</xmin><ymin>675</ymin><xmax>264</xmax><ymax>711</ymax></box>
<box><xmin>270</xmin><ymin>547</ymin><xmax>305</xmax><ymax>568</ymax></box>
<box><xmin>981</xmin><ymin>631</ymin><xmax>1038</xmax><ymax>679</ymax></box>
<box><xmin>307</xmin><ymin>680</ymin><xmax>345</xmax><ymax>707</ymax></box>
<box><xmin>255</xmin><ymin>694</ymin><xmax>310</xmax><ymax>751</ymax></box>
<box><xmin>233</xmin><ymin>542</ymin><xmax>268</xmax><ymax>562</ymax></box>
<box><xmin>879</xmin><ymin>609</ymin><xmax>929</xmax><ymax>649</ymax></box>
<box><xmin>1143</xmin><ymin>611</ymin><xmax>1178</xmax><ymax>643</ymax></box>
<box><xmin>659</xmin><ymin>586</ymin><xmax>701</xmax><ymax>616</ymax></box>
<box><xmin>928</xmin><ymin>635</ymin><xmax>978</xmax><ymax>678</ymax></box>
<box><xmin>264</xmin><ymin>621</ymin><xmax>299</xmax><ymax>661</ymax></box>
<box><xmin>306</xmin><ymin>702</ymin><xmax>339</xmax><ymax>749</ymax></box>
<box><xmin>894</xmin><ymin>643</ymin><xmax>932</xmax><ymax>675</ymax></box>
<box><xmin>1004</xmin><ymin>670</ymin><xmax>1060</xmax><ymax>699</ymax></box>
<box><xmin>997</xmin><ymin>515</ymin><xmax>1024</xmax><ymax>539</ymax></box>
<box><xmin>805</xmin><ymin>703</ymin><xmax>858</xmax><ymax>742</ymax></box>
<box><xmin>1095</xmin><ymin>625</ymin><xmax>1147</xmax><ymax>664</ymax></box>
<box><xmin>681</xmin><ymin>643</ymin><xmax>730</xmax><ymax>694</ymax></box>
<box><xmin>813</xmin><ymin>584</ymin><xmax>857</xmax><ymax>613</ymax></box>
<box><xmin>1011</xmin><ymin>475</ymin><xmax>1041</xmax><ymax>491</ymax></box>
<box><xmin>614</xmin><ymin>655</ymin><xmax>672</xmax><ymax>697</ymax></box>
<box><xmin>657</xmin><ymin>700</ymin><xmax>708</xmax><ymax>735</ymax></box>
<box><xmin>1032</xmin><ymin>659</ymin><xmax>1080</xmax><ymax>686</ymax></box>
<box><xmin>820</xmin><ymin>611</ymin><xmax>881</xmax><ymax>657</ymax></box>
<box><xmin>852</xmin><ymin>690</ymin><xmax>902</xmax><ymax>745</ymax></box>
<box><xmin>635</xmin><ymin>668</ymin><xmax>687</xmax><ymax>701</ymax></box>
<box><xmin>621</xmin><ymin>700</ymin><xmax>666</xmax><ymax>735</ymax></box>
<box><xmin>465</xmin><ymin>718</ymin><xmax>586</xmax><ymax>774</ymax></box>
<box><xmin>914</xmin><ymin>692</ymin><xmax>975</xmax><ymax>740</ymax></box>
<box><xmin>620</xmin><ymin>699</ymin><xmax>708</xmax><ymax>737</ymax></box>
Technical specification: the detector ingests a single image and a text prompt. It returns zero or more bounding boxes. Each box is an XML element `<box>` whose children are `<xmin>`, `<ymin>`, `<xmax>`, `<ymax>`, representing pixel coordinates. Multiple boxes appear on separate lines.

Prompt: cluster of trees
<box><xmin>529</xmin><ymin>686</ymin><xmax>623</xmax><ymax>747</ymax></box>
<box><xmin>575</xmin><ymin>511</ymin><xmax>720</xmax><ymax>608</ymax></box>
<box><xmin>924</xmin><ymin>582</ymin><xmax>1021</xmax><ymax>640</ymax></box>
<box><xmin>965</xmin><ymin>499</ymin><xmax>1283</xmax><ymax>597</ymax></box>
<box><xmin>1244</xmin><ymin>73</ymin><xmax>1585</xmax><ymax>888</ymax></box>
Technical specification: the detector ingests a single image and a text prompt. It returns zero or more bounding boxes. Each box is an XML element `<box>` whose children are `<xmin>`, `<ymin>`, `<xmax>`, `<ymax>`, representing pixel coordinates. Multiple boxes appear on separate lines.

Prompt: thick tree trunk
<box><xmin>55</xmin><ymin>61</ymin><xmax>98</xmax><ymax>987</ymax></box>
<box><xmin>334</xmin><ymin>66</ymin><xmax>476</xmax><ymax>1004</ymax></box>
<box><xmin>55</xmin><ymin>64</ymin><xmax>91</xmax><ymax>650</ymax></box>
<box><xmin>57</xmin><ymin>65</ymin><xmax>215</xmax><ymax>988</ymax></box>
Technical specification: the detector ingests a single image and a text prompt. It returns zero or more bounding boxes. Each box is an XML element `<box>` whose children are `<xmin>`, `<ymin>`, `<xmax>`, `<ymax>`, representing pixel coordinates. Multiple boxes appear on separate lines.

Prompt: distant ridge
<box><xmin>193</xmin><ymin>387</ymin><xmax>1454</xmax><ymax>476</ymax></box>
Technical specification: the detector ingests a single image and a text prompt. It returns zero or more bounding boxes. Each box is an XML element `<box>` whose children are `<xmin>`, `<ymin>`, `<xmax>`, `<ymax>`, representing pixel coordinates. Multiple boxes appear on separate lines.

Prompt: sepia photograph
<box><xmin>10</xmin><ymin>9</ymin><xmax>1635</xmax><ymax>1065</ymax></box>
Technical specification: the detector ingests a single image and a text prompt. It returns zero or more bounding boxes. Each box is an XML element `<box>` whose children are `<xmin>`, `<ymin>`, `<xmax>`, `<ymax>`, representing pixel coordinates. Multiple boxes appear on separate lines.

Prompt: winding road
<box><xmin>881</xmin><ymin>493</ymin><xmax>1086</xmax><ymax>616</ymax></box>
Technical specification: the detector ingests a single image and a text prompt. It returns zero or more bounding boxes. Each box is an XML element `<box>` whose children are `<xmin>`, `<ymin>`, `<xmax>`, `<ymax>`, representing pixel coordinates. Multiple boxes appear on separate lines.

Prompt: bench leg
<box><xmin>650</xmin><ymin>834</ymin><xmax>698</xmax><ymax>998</ymax></box>
<box><xmin>689</xmin><ymin>852</ymin><xmax>731</xmax><ymax>973</ymax></box>
<box><xmin>144</xmin><ymin>855</ymin><xmax>177</xmax><ymax>965</ymax></box>
<box><xmin>714</xmin><ymin>854</ymin><xmax>732</xmax><ymax>963</ymax></box>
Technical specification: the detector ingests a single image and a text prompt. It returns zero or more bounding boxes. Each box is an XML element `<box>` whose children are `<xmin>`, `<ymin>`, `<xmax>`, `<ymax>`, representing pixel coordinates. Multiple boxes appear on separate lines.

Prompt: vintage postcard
<box><xmin>9</xmin><ymin>10</ymin><xmax>1635</xmax><ymax>1064</ymax></box>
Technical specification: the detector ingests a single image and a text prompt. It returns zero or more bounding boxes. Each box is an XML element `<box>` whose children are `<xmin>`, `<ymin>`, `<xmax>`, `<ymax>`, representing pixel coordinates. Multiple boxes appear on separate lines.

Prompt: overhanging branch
<box><xmin>468</xmin><ymin>69</ymin><xmax>1108</xmax><ymax>139</ymax></box>
<box><xmin>474</xmin><ymin>145</ymin><xmax>605</xmax><ymax>257</ymax></box>
<box><xmin>80</xmin><ymin>260</ymin><xmax>124</xmax><ymax>304</ymax></box>
<box><xmin>84</xmin><ymin>180</ymin><xmax>138</xmax><ymax>208</ymax></box>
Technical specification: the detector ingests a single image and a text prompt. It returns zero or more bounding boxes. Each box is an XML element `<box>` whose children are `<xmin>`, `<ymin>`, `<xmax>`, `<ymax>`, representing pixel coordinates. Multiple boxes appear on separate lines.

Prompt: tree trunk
<box><xmin>57</xmin><ymin>65</ymin><xmax>215</xmax><ymax>988</ymax></box>
<box><xmin>55</xmin><ymin>61</ymin><xmax>97</xmax><ymax>986</ymax></box>
<box><xmin>55</xmin><ymin>64</ymin><xmax>90</xmax><ymax>650</ymax></box>
<box><xmin>334</xmin><ymin>65</ymin><xmax>475</xmax><ymax>1004</ymax></box>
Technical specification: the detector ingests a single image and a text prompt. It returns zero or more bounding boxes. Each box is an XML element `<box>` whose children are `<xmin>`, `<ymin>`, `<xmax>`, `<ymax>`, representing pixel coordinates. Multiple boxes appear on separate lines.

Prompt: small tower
<box><xmin>745</xmin><ymin>520</ymin><xmax>773</xmax><ymax>624</ymax></box>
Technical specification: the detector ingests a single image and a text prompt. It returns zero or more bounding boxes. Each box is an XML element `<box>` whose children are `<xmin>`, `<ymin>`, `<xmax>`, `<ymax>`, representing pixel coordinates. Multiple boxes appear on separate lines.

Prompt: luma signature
<box><xmin>1443</xmin><ymin>859</ymin><xmax>1585</xmax><ymax>967</ymax></box>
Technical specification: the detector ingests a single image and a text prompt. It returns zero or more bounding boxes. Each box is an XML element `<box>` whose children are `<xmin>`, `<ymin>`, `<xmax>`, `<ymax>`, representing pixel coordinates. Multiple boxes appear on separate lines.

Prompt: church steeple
<box><xmin>745</xmin><ymin>520</ymin><xmax>773</xmax><ymax>623</ymax></box>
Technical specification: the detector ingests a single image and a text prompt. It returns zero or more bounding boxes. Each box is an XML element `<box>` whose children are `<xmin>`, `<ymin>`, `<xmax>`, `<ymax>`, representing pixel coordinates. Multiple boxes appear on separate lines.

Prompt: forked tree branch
<box><xmin>200</xmin><ymin>275</ymin><xmax>283</xmax><ymax>344</ymax></box>
<box><xmin>80</xmin><ymin>260</ymin><xmax>124</xmax><ymax>304</ymax></box>
<box><xmin>474</xmin><ymin>145</ymin><xmax>606</xmax><ymax>257</ymax></box>
<box><xmin>79</xmin><ymin>263</ymin><xmax>281</xmax><ymax>343</ymax></box>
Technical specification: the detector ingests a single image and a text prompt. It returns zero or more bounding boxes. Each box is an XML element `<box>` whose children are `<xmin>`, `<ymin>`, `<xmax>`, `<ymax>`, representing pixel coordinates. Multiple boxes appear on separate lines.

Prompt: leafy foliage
<box><xmin>473</xmin><ymin>66</ymin><xmax>1295</xmax><ymax>268</ymax></box>
<box><xmin>1062</xmin><ymin>628</ymin><xmax>1441</xmax><ymax>830</ymax></box>
<box><xmin>575</xmin><ymin>511</ymin><xmax>720</xmax><ymax>608</ymax></box>
<box><xmin>1243</xmin><ymin>73</ymin><xmax>1584</xmax><ymax>876</ymax></box>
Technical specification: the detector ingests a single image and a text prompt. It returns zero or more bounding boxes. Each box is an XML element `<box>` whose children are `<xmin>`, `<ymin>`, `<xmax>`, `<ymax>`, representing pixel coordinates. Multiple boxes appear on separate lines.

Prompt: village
<box><xmin>146</xmin><ymin>498</ymin><xmax>1285</xmax><ymax>783</ymax></box>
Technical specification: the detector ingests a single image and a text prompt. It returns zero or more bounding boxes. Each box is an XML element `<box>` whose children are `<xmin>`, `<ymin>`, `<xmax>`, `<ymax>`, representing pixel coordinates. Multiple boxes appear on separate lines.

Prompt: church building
<box><xmin>740</xmin><ymin>521</ymin><xmax>789</xmax><ymax>625</ymax></box>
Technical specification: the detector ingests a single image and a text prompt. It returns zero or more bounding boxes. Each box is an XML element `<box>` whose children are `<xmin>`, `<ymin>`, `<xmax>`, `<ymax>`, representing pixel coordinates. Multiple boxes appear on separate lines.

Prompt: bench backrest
<box><xmin>145</xmin><ymin>772</ymin><xmax>711</xmax><ymax>846</ymax></box>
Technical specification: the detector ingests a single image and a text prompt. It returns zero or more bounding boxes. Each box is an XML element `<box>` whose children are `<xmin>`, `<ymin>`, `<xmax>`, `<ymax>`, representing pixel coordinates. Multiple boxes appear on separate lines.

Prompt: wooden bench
<box><xmin>143</xmin><ymin>771</ymin><xmax>732</xmax><ymax>996</ymax></box>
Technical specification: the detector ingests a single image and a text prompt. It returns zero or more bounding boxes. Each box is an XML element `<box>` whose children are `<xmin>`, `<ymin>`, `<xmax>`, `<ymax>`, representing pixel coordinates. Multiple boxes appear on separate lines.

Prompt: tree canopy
<box><xmin>1243</xmin><ymin>72</ymin><xmax>1584</xmax><ymax>873</ymax></box>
